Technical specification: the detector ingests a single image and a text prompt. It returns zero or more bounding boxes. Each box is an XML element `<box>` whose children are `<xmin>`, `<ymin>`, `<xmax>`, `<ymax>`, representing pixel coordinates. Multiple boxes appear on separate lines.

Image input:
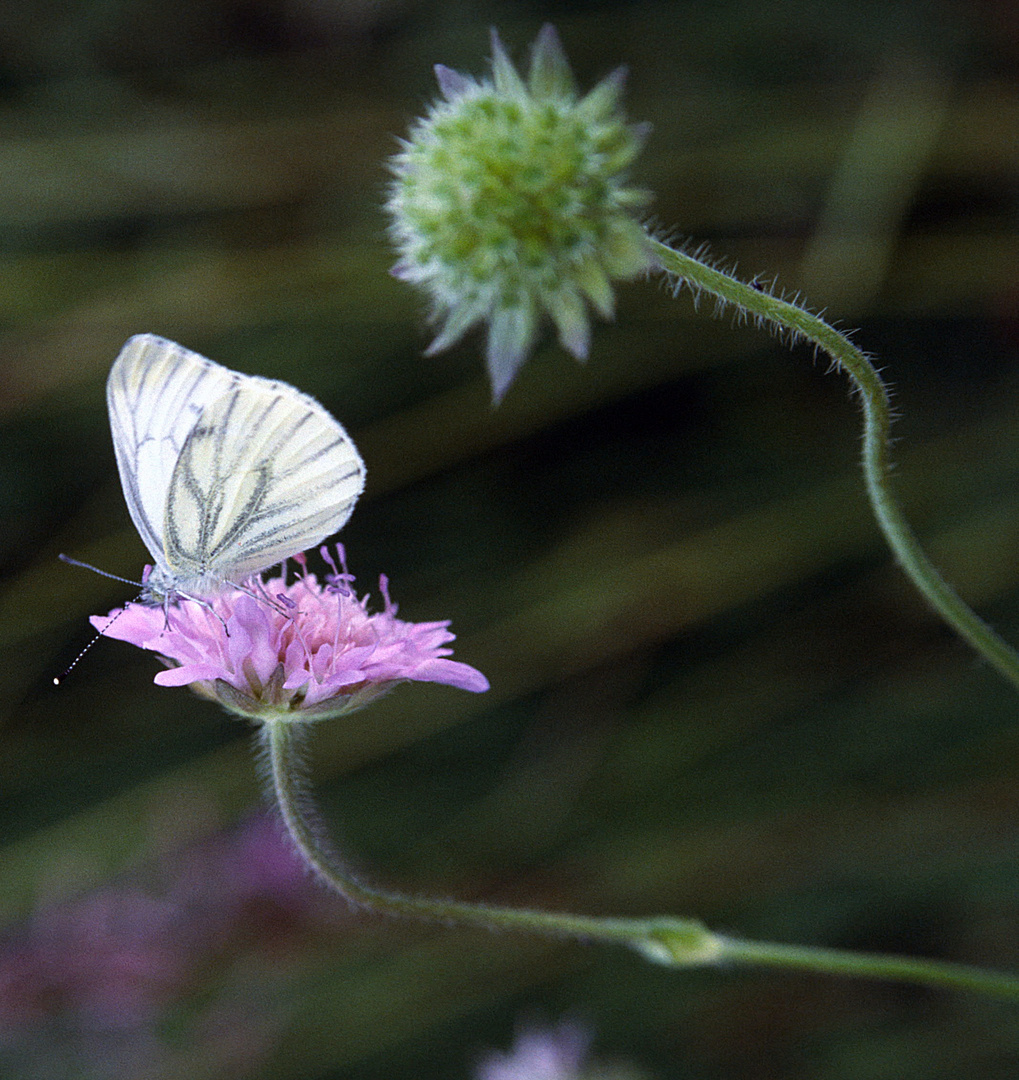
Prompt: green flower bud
<box><xmin>386</xmin><ymin>24</ymin><xmax>658</xmax><ymax>402</ymax></box>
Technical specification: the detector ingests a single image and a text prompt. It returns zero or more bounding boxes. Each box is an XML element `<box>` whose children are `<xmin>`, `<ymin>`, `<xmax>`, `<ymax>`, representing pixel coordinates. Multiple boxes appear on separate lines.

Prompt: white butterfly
<box><xmin>107</xmin><ymin>333</ymin><xmax>365</xmax><ymax>606</ymax></box>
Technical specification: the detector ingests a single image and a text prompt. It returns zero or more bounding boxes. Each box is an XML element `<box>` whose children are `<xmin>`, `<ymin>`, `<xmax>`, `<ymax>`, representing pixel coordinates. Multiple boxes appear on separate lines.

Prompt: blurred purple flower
<box><xmin>91</xmin><ymin>546</ymin><xmax>489</xmax><ymax>722</ymax></box>
<box><xmin>0</xmin><ymin>813</ymin><xmax>323</xmax><ymax>1076</ymax></box>
<box><xmin>477</xmin><ymin>1022</ymin><xmax>592</xmax><ymax>1080</ymax></box>
<box><xmin>477</xmin><ymin>1022</ymin><xmax>651</xmax><ymax>1080</ymax></box>
<box><xmin>1</xmin><ymin>888</ymin><xmax>186</xmax><ymax>1030</ymax></box>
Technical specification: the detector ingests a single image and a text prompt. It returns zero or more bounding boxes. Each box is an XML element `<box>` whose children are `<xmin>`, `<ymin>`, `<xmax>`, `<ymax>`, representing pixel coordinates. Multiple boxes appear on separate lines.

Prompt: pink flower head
<box><xmin>91</xmin><ymin>546</ymin><xmax>489</xmax><ymax>721</ymax></box>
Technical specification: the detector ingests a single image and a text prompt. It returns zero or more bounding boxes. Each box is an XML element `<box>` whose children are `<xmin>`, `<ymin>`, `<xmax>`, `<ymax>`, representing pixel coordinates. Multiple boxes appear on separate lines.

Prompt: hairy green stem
<box><xmin>263</xmin><ymin>718</ymin><xmax>717</xmax><ymax>950</ymax></box>
<box><xmin>264</xmin><ymin>718</ymin><xmax>1019</xmax><ymax>1001</ymax></box>
<box><xmin>652</xmin><ymin>239</ymin><xmax>1019</xmax><ymax>693</ymax></box>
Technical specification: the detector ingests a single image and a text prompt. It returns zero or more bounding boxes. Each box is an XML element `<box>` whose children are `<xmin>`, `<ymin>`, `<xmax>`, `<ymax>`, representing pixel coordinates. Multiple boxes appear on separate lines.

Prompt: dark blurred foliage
<box><xmin>1</xmin><ymin>1</ymin><xmax>1018</xmax><ymax>1078</ymax></box>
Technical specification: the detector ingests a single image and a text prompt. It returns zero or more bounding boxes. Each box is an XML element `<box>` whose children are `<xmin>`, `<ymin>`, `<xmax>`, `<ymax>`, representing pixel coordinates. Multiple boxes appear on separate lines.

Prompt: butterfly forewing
<box><xmin>108</xmin><ymin>335</ymin><xmax>239</xmax><ymax>571</ymax></box>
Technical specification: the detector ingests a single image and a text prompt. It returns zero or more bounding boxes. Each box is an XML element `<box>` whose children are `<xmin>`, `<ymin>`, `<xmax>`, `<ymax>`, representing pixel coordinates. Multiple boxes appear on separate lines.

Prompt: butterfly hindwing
<box><xmin>163</xmin><ymin>371</ymin><xmax>364</xmax><ymax>582</ymax></box>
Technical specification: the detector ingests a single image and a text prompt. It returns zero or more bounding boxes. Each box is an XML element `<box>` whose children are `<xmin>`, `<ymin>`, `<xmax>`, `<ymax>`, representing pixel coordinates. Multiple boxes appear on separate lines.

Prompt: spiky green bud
<box><xmin>386</xmin><ymin>24</ymin><xmax>658</xmax><ymax>402</ymax></box>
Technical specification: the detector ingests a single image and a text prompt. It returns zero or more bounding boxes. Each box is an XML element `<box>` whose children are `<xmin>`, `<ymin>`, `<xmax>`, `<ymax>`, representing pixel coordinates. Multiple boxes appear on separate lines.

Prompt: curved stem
<box><xmin>264</xmin><ymin>718</ymin><xmax>1019</xmax><ymax>1002</ymax></box>
<box><xmin>652</xmin><ymin>239</ymin><xmax>1019</xmax><ymax>694</ymax></box>
<box><xmin>262</xmin><ymin>717</ymin><xmax>715</xmax><ymax>950</ymax></box>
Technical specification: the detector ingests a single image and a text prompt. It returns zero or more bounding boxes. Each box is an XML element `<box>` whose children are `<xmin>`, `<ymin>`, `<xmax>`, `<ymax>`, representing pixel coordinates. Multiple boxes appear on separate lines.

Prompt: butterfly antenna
<box><xmin>53</xmin><ymin>606</ymin><xmax>132</xmax><ymax>685</ymax></box>
<box><xmin>58</xmin><ymin>553</ymin><xmax>144</xmax><ymax>589</ymax></box>
<box><xmin>55</xmin><ymin>554</ymin><xmax>146</xmax><ymax>685</ymax></box>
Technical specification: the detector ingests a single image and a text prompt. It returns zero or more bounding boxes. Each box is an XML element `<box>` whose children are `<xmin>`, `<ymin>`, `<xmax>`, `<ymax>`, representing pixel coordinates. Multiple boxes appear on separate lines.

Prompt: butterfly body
<box><xmin>107</xmin><ymin>334</ymin><xmax>365</xmax><ymax>605</ymax></box>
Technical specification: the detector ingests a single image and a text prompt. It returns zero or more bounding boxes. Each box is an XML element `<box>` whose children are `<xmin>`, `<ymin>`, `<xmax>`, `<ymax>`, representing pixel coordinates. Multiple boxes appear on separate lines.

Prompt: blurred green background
<box><xmin>2</xmin><ymin>0</ymin><xmax>1019</xmax><ymax>1077</ymax></box>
